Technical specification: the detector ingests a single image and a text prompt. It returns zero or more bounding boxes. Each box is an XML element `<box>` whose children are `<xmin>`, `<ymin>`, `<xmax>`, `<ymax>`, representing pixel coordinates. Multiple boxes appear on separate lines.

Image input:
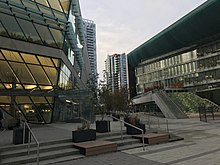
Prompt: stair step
<box><xmin>25</xmin><ymin>154</ymin><xmax>85</xmax><ymax>165</ymax></box>
<box><xmin>114</xmin><ymin>138</ymin><xmax>140</xmax><ymax>146</ymax></box>
<box><xmin>97</xmin><ymin>134</ymin><xmax>133</xmax><ymax>141</ymax></box>
<box><xmin>1</xmin><ymin>148</ymin><xmax>80</xmax><ymax>165</ymax></box>
<box><xmin>118</xmin><ymin>143</ymin><xmax>146</xmax><ymax>151</ymax></box>
<box><xmin>1</xmin><ymin>142</ymin><xmax>76</xmax><ymax>159</ymax></box>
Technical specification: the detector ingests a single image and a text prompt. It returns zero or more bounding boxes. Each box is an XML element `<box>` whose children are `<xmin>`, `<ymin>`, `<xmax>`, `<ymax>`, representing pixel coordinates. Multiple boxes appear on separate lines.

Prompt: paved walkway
<box><xmin>1</xmin><ymin>114</ymin><xmax>220</xmax><ymax>164</ymax></box>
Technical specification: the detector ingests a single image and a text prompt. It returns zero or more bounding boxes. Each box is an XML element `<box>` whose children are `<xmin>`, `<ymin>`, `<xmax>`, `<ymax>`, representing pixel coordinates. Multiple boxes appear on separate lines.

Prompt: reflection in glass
<box><xmin>1</xmin><ymin>49</ymin><xmax>23</xmax><ymax>62</ymax></box>
<box><xmin>0</xmin><ymin>61</ymin><xmax>18</xmax><ymax>83</ymax></box>
<box><xmin>16</xmin><ymin>96</ymin><xmax>32</xmax><ymax>104</ymax></box>
<box><xmin>19</xmin><ymin>104</ymin><xmax>43</xmax><ymax>123</ymax></box>
<box><xmin>0</xmin><ymin>13</ymin><xmax>26</xmax><ymax>40</ymax></box>
<box><xmin>9</xmin><ymin>62</ymin><xmax>36</xmax><ymax>84</ymax></box>
<box><xmin>53</xmin><ymin>10</ymin><xmax>66</xmax><ymax>20</ymax></box>
<box><xmin>43</xmin><ymin>67</ymin><xmax>58</xmax><ymax>85</ymax></box>
<box><xmin>50</xmin><ymin>28</ymin><xmax>64</xmax><ymax>48</ymax></box>
<box><xmin>31</xmin><ymin>96</ymin><xmax>47</xmax><ymax>103</ymax></box>
<box><xmin>36</xmin><ymin>104</ymin><xmax>52</xmax><ymax>123</ymax></box>
<box><xmin>21</xmin><ymin>53</ymin><xmax>40</xmax><ymax>64</ymax></box>
<box><xmin>46</xmin><ymin>97</ymin><xmax>53</xmax><ymax>103</ymax></box>
<box><xmin>0</xmin><ymin>96</ymin><xmax>11</xmax><ymax>103</ymax></box>
<box><xmin>22</xmin><ymin>0</ymin><xmax>39</xmax><ymax>11</ymax></box>
<box><xmin>23</xmin><ymin>84</ymin><xmax>38</xmax><ymax>90</ymax></box>
<box><xmin>28</xmin><ymin>64</ymin><xmax>51</xmax><ymax>85</ymax></box>
<box><xmin>38</xmin><ymin>56</ymin><xmax>54</xmax><ymax>66</ymax></box>
<box><xmin>0</xmin><ymin>83</ymin><xmax>5</xmax><ymax>89</ymax></box>
<box><xmin>40</xmin><ymin>85</ymin><xmax>53</xmax><ymax>90</ymax></box>
<box><xmin>38</xmin><ymin>4</ymin><xmax>54</xmax><ymax>16</ymax></box>
<box><xmin>48</xmin><ymin>0</ymin><xmax>63</xmax><ymax>11</ymax></box>
<box><xmin>34</xmin><ymin>23</ymin><xmax>57</xmax><ymax>47</ymax></box>
<box><xmin>59</xmin><ymin>0</ymin><xmax>70</xmax><ymax>13</ymax></box>
<box><xmin>0</xmin><ymin>21</ymin><xmax>8</xmax><ymax>37</ymax></box>
<box><xmin>52</xmin><ymin>58</ymin><xmax>59</xmax><ymax>67</ymax></box>
<box><xmin>35</xmin><ymin>0</ymin><xmax>49</xmax><ymax>7</ymax></box>
<box><xmin>0</xmin><ymin>51</ymin><xmax>4</xmax><ymax>59</ymax></box>
<box><xmin>17</xmin><ymin>18</ymin><xmax>42</xmax><ymax>44</ymax></box>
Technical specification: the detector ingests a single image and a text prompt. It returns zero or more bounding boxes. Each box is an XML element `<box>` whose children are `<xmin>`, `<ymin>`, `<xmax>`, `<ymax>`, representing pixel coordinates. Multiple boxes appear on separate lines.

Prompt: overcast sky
<box><xmin>79</xmin><ymin>0</ymin><xmax>207</xmax><ymax>80</ymax></box>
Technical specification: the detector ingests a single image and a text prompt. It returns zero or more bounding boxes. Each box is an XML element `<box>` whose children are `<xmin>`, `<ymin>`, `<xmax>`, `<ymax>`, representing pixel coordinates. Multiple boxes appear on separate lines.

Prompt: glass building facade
<box><xmin>0</xmin><ymin>0</ymin><xmax>92</xmax><ymax>123</ymax></box>
<box><xmin>136</xmin><ymin>40</ymin><xmax>220</xmax><ymax>95</ymax></box>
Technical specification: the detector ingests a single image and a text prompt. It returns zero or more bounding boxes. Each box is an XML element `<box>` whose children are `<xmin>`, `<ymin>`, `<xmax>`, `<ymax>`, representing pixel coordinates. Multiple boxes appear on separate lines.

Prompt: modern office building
<box><xmin>83</xmin><ymin>19</ymin><xmax>97</xmax><ymax>83</ymax></box>
<box><xmin>0</xmin><ymin>0</ymin><xmax>93</xmax><ymax>124</ymax></box>
<box><xmin>105</xmin><ymin>53</ymin><xmax>127</xmax><ymax>92</ymax></box>
<box><xmin>127</xmin><ymin>0</ymin><xmax>220</xmax><ymax>115</ymax></box>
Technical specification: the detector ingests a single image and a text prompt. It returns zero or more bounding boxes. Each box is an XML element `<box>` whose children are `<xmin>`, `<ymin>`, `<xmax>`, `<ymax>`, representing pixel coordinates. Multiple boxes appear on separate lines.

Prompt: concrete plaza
<box><xmin>1</xmin><ymin>114</ymin><xmax>220</xmax><ymax>165</ymax></box>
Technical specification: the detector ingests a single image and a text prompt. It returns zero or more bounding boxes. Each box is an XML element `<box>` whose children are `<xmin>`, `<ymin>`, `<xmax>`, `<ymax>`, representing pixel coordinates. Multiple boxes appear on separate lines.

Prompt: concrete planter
<box><xmin>72</xmin><ymin>129</ymin><xmax>96</xmax><ymax>143</ymax></box>
<box><xmin>126</xmin><ymin>123</ymin><xmax>146</xmax><ymax>135</ymax></box>
<box><xmin>96</xmin><ymin>120</ymin><xmax>110</xmax><ymax>133</ymax></box>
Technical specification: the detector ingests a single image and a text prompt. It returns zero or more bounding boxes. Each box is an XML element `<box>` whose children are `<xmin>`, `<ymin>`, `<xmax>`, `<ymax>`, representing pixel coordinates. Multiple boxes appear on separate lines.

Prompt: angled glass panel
<box><xmin>34</xmin><ymin>23</ymin><xmax>57</xmax><ymax>47</ymax></box>
<box><xmin>30</xmin><ymin>13</ymin><xmax>45</xmax><ymax>25</ymax></box>
<box><xmin>0</xmin><ymin>13</ymin><xmax>26</xmax><ymax>40</ymax></box>
<box><xmin>1</xmin><ymin>50</ymin><xmax>23</xmax><ymax>62</ymax></box>
<box><xmin>31</xmin><ymin>96</ymin><xmax>47</xmax><ymax>103</ymax></box>
<box><xmin>43</xmin><ymin>67</ymin><xmax>58</xmax><ymax>85</ymax></box>
<box><xmin>19</xmin><ymin>104</ymin><xmax>42</xmax><ymax>123</ymax></box>
<box><xmin>39</xmin><ymin>85</ymin><xmax>53</xmax><ymax>90</ymax></box>
<box><xmin>28</xmin><ymin>64</ymin><xmax>51</xmax><ymax>85</ymax></box>
<box><xmin>46</xmin><ymin>97</ymin><xmax>53</xmax><ymax>103</ymax></box>
<box><xmin>21</xmin><ymin>53</ymin><xmax>39</xmax><ymax>64</ymax></box>
<box><xmin>0</xmin><ymin>61</ymin><xmax>19</xmax><ymax>83</ymax></box>
<box><xmin>0</xmin><ymin>83</ymin><xmax>5</xmax><ymax>89</ymax></box>
<box><xmin>16</xmin><ymin>96</ymin><xmax>32</xmax><ymax>104</ymax></box>
<box><xmin>11</xmin><ymin>7</ymin><xmax>30</xmax><ymax>20</ymax></box>
<box><xmin>9</xmin><ymin>0</ymin><xmax>23</xmax><ymax>6</ymax></box>
<box><xmin>35</xmin><ymin>0</ymin><xmax>49</xmax><ymax>7</ymax></box>
<box><xmin>36</xmin><ymin>103</ymin><xmax>52</xmax><ymax>123</ymax></box>
<box><xmin>0</xmin><ymin>51</ymin><xmax>4</xmax><ymax>59</ymax></box>
<box><xmin>38</xmin><ymin>56</ymin><xmax>54</xmax><ymax>66</ymax></box>
<box><xmin>53</xmin><ymin>10</ymin><xmax>66</xmax><ymax>20</ymax></box>
<box><xmin>52</xmin><ymin>58</ymin><xmax>59</xmax><ymax>67</ymax></box>
<box><xmin>23</xmin><ymin>84</ymin><xmax>37</xmax><ymax>90</ymax></box>
<box><xmin>9</xmin><ymin>62</ymin><xmax>36</xmax><ymax>84</ymax></box>
<box><xmin>49</xmin><ymin>28</ymin><xmax>64</xmax><ymax>48</ymax></box>
<box><xmin>0</xmin><ymin>21</ymin><xmax>8</xmax><ymax>37</ymax></box>
<box><xmin>47</xmin><ymin>0</ymin><xmax>63</xmax><ymax>12</ymax></box>
<box><xmin>0</xmin><ymin>96</ymin><xmax>11</xmax><ymax>103</ymax></box>
<box><xmin>38</xmin><ymin>4</ymin><xmax>54</xmax><ymax>16</ymax></box>
<box><xmin>22</xmin><ymin>0</ymin><xmax>39</xmax><ymax>11</ymax></box>
<box><xmin>17</xmin><ymin>18</ymin><xmax>43</xmax><ymax>44</ymax></box>
<box><xmin>59</xmin><ymin>0</ymin><xmax>70</xmax><ymax>13</ymax></box>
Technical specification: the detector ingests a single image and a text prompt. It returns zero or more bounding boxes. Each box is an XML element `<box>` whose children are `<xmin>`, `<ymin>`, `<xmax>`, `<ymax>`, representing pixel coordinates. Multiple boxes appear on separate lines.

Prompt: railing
<box><xmin>23</xmin><ymin>121</ymin><xmax>40</xmax><ymax>165</ymax></box>
<box><xmin>107</xmin><ymin>115</ymin><xmax>145</xmax><ymax>151</ymax></box>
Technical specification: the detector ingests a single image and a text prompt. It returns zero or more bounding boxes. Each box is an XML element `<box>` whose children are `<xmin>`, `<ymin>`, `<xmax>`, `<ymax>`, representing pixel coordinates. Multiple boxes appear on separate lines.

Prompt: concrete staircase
<box><xmin>0</xmin><ymin>131</ymin><xmax>143</xmax><ymax>165</ymax></box>
<box><xmin>96</xmin><ymin>131</ymin><xmax>143</xmax><ymax>151</ymax></box>
<box><xmin>0</xmin><ymin>139</ymin><xmax>84</xmax><ymax>165</ymax></box>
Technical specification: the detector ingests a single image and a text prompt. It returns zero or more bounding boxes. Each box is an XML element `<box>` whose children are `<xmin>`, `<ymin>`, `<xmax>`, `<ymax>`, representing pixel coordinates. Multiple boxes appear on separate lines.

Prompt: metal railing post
<box><xmin>108</xmin><ymin>115</ymin><xmax>145</xmax><ymax>151</ymax></box>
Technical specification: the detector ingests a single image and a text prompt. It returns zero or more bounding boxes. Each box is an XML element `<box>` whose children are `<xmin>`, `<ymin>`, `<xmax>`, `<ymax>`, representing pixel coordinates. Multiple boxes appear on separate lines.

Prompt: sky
<box><xmin>79</xmin><ymin>0</ymin><xmax>207</xmax><ymax>80</ymax></box>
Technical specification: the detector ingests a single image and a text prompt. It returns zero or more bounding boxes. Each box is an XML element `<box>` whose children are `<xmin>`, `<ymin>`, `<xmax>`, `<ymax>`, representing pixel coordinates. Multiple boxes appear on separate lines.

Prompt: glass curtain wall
<box><xmin>0</xmin><ymin>49</ymin><xmax>60</xmax><ymax>123</ymax></box>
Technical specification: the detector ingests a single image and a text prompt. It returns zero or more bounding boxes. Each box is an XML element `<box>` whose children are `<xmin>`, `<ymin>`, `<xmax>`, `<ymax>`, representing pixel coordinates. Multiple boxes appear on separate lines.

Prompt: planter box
<box><xmin>13</xmin><ymin>128</ymin><xmax>29</xmax><ymax>145</ymax></box>
<box><xmin>96</xmin><ymin>120</ymin><xmax>110</xmax><ymax>133</ymax></box>
<box><xmin>126</xmin><ymin>123</ymin><xmax>146</xmax><ymax>135</ymax></box>
<box><xmin>72</xmin><ymin>129</ymin><xmax>96</xmax><ymax>143</ymax></box>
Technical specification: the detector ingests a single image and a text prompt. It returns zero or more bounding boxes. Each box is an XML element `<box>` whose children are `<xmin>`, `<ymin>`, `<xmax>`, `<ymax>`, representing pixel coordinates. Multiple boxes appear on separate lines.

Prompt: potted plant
<box><xmin>126</xmin><ymin>115</ymin><xmax>146</xmax><ymax>135</ymax></box>
<box><xmin>96</xmin><ymin>105</ymin><xmax>110</xmax><ymax>133</ymax></box>
<box><xmin>72</xmin><ymin>121</ymin><xmax>96</xmax><ymax>143</ymax></box>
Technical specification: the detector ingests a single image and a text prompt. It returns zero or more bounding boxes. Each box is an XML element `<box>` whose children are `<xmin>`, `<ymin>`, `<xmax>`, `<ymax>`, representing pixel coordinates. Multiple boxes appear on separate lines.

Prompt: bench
<box><xmin>73</xmin><ymin>140</ymin><xmax>117</xmax><ymax>156</ymax></box>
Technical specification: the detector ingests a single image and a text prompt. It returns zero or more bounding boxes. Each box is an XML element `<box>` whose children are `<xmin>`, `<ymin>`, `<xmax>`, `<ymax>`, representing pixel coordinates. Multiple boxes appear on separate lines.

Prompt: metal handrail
<box><xmin>23</xmin><ymin>121</ymin><xmax>40</xmax><ymax>165</ymax></box>
<box><xmin>107</xmin><ymin>115</ymin><xmax>145</xmax><ymax>151</ymax></box>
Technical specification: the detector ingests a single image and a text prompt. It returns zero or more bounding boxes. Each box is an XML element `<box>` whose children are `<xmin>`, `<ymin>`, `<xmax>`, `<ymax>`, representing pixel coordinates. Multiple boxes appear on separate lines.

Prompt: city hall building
<box><xmin>127</xmin><ymin>0</ymin><xmax>220</xmax><ymax>116</ymax></box>
<box><xmin>0</xmin><ymin>0</ymin><xmax>94</xmax><ymax>124</ymax></box>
